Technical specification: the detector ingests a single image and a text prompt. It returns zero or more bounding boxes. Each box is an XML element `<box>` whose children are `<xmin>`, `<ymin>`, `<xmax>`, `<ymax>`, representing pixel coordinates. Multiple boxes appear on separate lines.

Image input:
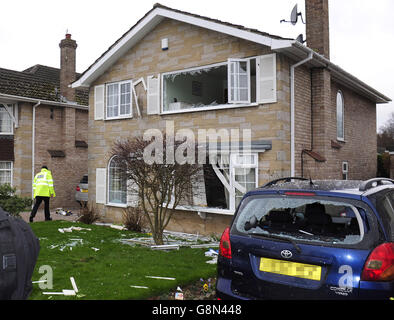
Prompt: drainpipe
<box><xmin>290</xmin><ymin>52</ymin><xmax>313</xmax><ymax>177</ymax></box>
<box><xmin>32</xmin><ymin>101</ymin><xmax>41</xmax><ymax>200</ymax></box>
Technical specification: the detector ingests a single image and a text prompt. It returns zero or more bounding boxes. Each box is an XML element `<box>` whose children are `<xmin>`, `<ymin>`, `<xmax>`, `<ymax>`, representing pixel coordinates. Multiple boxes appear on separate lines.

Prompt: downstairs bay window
<box><xmin>178</xmin><ymin>153</ymin><xmax>259</xmax><ymax>214</ymax></box>
<box><xmin>107</xmin><ymin>156</ymin><xmax>127</xmax><ymax>205</ymax></box>
<box><xmin>162</xmin><ymin>54</ymin><xmax>276</xmax><ymax>113</ymax></box>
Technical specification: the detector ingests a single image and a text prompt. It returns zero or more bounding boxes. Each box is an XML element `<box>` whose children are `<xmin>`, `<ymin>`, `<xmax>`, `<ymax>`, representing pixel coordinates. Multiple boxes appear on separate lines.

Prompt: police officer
<box><xmin>29</xmin><ymin>166</ymin><xmax>56</xmax><ymax>222</ymax></box>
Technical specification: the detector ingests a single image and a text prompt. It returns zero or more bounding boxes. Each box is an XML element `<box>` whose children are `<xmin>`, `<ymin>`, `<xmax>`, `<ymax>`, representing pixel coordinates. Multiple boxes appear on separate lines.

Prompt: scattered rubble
<box><xmin>120</xmin><ymin>230</ymin><xmax>219</xmax><ymax>250</ymax></box>
<box><xmin>55</xmin><ymin>208</ymin><xmax>73</xmax><ymax>216</ymax></box>
<box><xmin>58</xmin><ymin>226</ymin><xmax>91</xmax><ymax>233</ymax></box>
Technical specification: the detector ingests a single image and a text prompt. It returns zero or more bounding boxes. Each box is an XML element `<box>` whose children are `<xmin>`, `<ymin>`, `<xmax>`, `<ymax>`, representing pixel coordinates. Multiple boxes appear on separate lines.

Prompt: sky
<box><xmin>1</xmin><ymin>0</ymin><xmax>393</xmax><ymax>131</ymax></box>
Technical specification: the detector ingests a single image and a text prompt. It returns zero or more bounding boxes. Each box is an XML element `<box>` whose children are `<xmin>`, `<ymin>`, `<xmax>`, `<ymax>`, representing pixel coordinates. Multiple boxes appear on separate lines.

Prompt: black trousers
<box><xmin>30</xmin><ymin>196</ymin><xmax>51</xmax><ymax>220</ymax></box>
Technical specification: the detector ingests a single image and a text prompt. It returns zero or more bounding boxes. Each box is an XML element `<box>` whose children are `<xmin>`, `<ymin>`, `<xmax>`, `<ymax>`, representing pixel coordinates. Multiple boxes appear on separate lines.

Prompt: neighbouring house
<box><xmin>72</xmin><ymin>1</ymin><xmax>391</xmax><ymax>235</ymax></box>
<box><xmin>0</xmin><ymin>34</ymin><xmax>89</xmax><ymax>209</ymax></box>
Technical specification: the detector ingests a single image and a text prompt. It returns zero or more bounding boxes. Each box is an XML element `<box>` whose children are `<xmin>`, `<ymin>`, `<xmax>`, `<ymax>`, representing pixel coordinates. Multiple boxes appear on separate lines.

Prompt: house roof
<box><xmin>72</xmin><ymin>3</ymin><xmax>390</xmax><ymax>104</ymax></box>
<box><xmin>0</xmin><ymin>64</ymin><xmax>88</xmax><ymax>106</ymax></box>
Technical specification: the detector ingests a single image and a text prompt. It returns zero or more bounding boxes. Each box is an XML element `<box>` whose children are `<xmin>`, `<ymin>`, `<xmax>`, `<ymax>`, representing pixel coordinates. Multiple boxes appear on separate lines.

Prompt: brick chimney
<box><xmin>305</xmin><ymin>0</ymin><xmax>330</xmax><ymax>59</ymax></box>
<box><xmin>59</xmin><ymin>33</ymin><xmax>77</xmax><ymax>102</ymax></box>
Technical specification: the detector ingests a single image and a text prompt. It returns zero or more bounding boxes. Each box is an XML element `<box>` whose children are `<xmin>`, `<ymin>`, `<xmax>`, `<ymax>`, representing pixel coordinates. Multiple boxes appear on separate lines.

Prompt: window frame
<box><xmin>342</xmin><ymin>161</ymin><xmax>349</xmax><ymax>180</ymax></box>
<box><xmin>0</xmin><ymin>104</ymin><xmax>14</xmax><ymax>135</ymax></box>
<box><xmin>0</xmin><ymin>161</ymin><xmax>13</xmax><ymax>186</ymax></box>
<box><xmin>107</xmin><ymin>156</ymin><xmax>127</xmax><ymax>207</ymax></box>
<box><xmin>161</xmin><ymin>58</ymin><xmax>259</xmax><ymax>115</ymax></box>
<box><xmin>105</xmin><ymin>80</ymin><xmax>133</xmax><ymax>120</ymax></box>
<box><xmin>227</xmin><ymin>58</ymin><xmax>251</xmax><ymax>104</ymax></box>
<box><xmin>231</xmin><ymin>153</ymin><xmax>259</xmax><ymax>209</ymax></box>
<box><xmin>174</xmin><ymin>152</ymin><xmax>259</xmax><ymax>215</ymax></box>
<box><xmin>336</xmin><ymin>90</ymin><xmax>345</xmax><ymax>141</ymax></box>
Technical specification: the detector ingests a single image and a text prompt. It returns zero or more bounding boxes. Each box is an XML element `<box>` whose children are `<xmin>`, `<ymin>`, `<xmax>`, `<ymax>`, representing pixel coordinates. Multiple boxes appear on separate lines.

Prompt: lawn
<box><xmin>29</xmin><ymin>220</ymin><xmax>217</xmax><ymax>300</ymax></box>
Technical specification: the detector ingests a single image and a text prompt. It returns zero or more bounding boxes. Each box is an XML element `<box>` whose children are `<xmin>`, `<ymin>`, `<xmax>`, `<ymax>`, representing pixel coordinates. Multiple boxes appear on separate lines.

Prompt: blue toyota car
<box><xmin>216</xmin><ymin>178</ymin><xmax>394</xmax><ymax>300</ymax></box>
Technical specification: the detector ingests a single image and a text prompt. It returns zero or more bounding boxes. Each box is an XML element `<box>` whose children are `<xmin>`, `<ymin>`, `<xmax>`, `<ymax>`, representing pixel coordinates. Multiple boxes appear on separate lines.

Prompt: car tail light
<box><xmin>76</xmin><ymin>186</ymin><xmax>80</xmax><ymax>192</ymax></box>
<box><xmin>361</xmin><ymin>242</ymin><xmax>394</xmax><ymax>281</ymax></box>
<box><xmin>219</xmin><ymin>227</ymin><xmax>232</xmax><ymax>259</ymax></box>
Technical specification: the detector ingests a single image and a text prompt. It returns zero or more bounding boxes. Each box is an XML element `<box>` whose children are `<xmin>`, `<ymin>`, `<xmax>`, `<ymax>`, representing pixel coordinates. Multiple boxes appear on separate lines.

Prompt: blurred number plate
<box><xmin>259</xmin><ymin>258</ymin><xmax>321</xmax><ymax>281</ymax></box>
<box><xmin>82</xmin><ymin>189</ymin><xmax>88</xmax><ymax>193</ymax></box>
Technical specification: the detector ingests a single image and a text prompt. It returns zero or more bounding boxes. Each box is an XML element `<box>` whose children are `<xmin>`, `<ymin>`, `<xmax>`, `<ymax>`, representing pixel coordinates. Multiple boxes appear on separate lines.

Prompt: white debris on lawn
<box><xmin>58</xmin><ymin>226</ymin><xmax>91</xmax><ymax>233</ymax></box>
<box><xmin>205</xmin><ymin>248</ymin><xmax>219</xmax><ymax>264</ymax></box>
<box><xmin>145</xmin><ymin>276</ymin><xmax>176</xmax><ymax>281</ymax></box>
<box><xmin>119</xmin><ymin>230</ymin><xmax>219</xmax><ymax>251</ymax></box>
<box><xmin>70</xmin><ymin>277</ymin><xmax>79</xmax><ymax>293</ymax></box>
<box><xmin>94</xmin><ymin>222</ymin><xmax>127</xmax><ymax>230</ymax></box>
<box><xmin>43</xmin><ymin>289</ymin><xmax>76</xmax><ymax>296</ymax></box>
<box><xmin>130</xmin><ymin>285</ymin><xmax>149</xmax><ymax>289</ymax></box>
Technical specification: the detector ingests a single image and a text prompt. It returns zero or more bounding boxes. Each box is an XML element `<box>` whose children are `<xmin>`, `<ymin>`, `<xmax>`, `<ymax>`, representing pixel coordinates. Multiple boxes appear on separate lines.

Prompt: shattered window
<box><xmin>162</xmin><ymin>59</ymin><xmax>256</xmax><ymax>112</ymax></box>
<box><xmin>234</xmin><ymin>196</ymin><xmax>368</xmax><ymax>245</ymax></box>
<box><xmin>188</xmin><ymin>153</ymin><xmax>258</xmax><ymax>211</ymax></box>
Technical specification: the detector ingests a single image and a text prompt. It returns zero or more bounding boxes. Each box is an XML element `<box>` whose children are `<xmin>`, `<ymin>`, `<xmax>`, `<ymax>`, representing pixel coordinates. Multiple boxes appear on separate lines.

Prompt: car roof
<box><xmin>253</xmin><ymin>178</ymin><xmax>394</xmax><ymax>197</ymax></box>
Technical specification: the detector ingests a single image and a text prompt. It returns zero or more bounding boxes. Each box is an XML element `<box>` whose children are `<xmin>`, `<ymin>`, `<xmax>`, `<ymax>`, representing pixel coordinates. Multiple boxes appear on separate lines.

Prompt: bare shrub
<box><xmin>78</xmin><ymin>202</ymin><xmax>101</xmax><ymax>225</ymax></box>
<box><xmin>111</xmin><ymin>134</ymin><xmax>201</xmax><ymax>245</ymax></box>
<box><xmin>122</xmin><ymin>206</ymin><xmax>146</xmax><ymax>232</ymax></box>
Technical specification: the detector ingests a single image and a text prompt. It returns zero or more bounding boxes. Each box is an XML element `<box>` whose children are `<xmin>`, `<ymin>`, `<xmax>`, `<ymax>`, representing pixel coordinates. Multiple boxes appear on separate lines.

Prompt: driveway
<box><xmin>19</xmin><ymin>208</ymin><xmax>79</xmax><ymax>223</ymax></box>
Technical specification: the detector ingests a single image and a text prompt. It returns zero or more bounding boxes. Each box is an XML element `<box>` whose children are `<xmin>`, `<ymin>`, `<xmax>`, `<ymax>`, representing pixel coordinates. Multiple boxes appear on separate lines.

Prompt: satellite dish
<box><xmin>290</xmin><ymin>4</ymin><xmax>298</xmax><ymax>25</ymax></box>
<box><xmin>280</xmin><ymin>3</ymin><xmax>305</xmax><ymax>25</ymax></box>
<box><xmin>296</xmin><ymin>34</ymin><xmax>305</xmax><ymax>43</ymax></box>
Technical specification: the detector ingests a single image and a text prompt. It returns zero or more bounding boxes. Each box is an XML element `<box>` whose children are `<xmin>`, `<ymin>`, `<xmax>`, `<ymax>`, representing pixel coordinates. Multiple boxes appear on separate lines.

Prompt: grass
<box><xmin>29</xmin><ymin>221</ymin><xmax>217</xmax><ymax>300</ymax></box>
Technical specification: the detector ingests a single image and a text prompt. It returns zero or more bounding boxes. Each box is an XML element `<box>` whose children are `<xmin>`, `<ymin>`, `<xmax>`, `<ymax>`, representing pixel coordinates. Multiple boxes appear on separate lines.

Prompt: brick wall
<box><xmin>12</xmin><ymin>103</ymin><xmax>88</xmax><ymax>209</ymax></box>
<box><xmin>35</xmin><ymin>105</ymin><xmax>88</xmax><ymax>209</ymax></box>
<box><xmin>305</xmin><ymin>0</ymin><xmax>330</xmax><ymax>59</ymax></box>
<box><xmin>294</xmin><ymin>72</ymin><xmax>377</xmax><ymax>180</ymax></box>
<box><xmin>88</xmin><ymin>18</ymin><xmax>292</xmax><ymax>234</ymax></box>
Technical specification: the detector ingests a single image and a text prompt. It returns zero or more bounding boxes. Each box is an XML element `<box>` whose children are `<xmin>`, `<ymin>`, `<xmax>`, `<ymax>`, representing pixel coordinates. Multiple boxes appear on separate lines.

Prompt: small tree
<box><xmin>0</xmin><ymin>184</ymin><xmax>33</xmax><ymax>217</ymax></box>
<box><xmin>111</xmin><ymin>135</ymin><xmax>201</xmax><ymax>245</ymax></box>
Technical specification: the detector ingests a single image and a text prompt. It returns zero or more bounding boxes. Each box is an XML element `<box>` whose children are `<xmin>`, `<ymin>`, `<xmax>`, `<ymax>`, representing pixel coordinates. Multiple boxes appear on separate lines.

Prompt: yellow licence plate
<box><xmin>81</xmin><ymin>189</ymin><xmax>88</xmax><ymax>193</ymax></box>
<box><xmin>259</xmin><ymin>258</ymin><xmax>321</xmax><ymax>281</ymax></box>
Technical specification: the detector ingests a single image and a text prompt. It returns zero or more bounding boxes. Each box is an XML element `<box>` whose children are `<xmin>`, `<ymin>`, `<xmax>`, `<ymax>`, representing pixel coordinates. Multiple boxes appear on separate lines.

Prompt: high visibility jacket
<box><xmin>33</xmin><ymin>168</ymin><xmax>56</xmax><ymax>198</ymax></box>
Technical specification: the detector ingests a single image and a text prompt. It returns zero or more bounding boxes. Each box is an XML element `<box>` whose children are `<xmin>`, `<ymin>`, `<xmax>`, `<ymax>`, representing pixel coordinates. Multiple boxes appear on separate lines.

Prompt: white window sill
<box><xmin>0</xmin><ymin>132</ymin><xmax>13</xmax><ymax>135</ymax></box>
<box><xmin>106</xmin><ymin>202</ymin><xmax>127</xmax><ymax>208</ymax></box>
<box><xmin>105</xmin><ymin>115</ymin><xmax>133</xmax><ymax>121</ymax></box>
<box><xmin>337</xmin><ymin>138</ymin><xmax>346</xmax><ymax>143</ymax></box>
<box><xmin>161</xmin><ymin>103</ymin><xmax>258</xmax><ymax>115</ymax></box>
<box><xmin>175</xmin><ymin>205</ymin><xmax>235</xmax><ymax>216</ymax></box>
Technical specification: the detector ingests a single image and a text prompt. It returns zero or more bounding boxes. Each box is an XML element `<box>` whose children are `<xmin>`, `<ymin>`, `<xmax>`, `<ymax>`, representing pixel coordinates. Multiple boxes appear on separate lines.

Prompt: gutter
<box><xmin>290</xmin><ymin>42</ymin><xmax>391</xmax><ymax>103</ymax></box>
<box><xmin>32</xmin><ymin>101</ymin><xmax>41</xmax><ymax>200</ymax></box>
<box><xmin>0</xmin><ymin>93</ymin><xmax>88</xmax><ymax>110</ymax></box>
<box><xmin>290</xmin><ymin>52</ymin><xmax>313</xmax><ymax>177</ymax></box>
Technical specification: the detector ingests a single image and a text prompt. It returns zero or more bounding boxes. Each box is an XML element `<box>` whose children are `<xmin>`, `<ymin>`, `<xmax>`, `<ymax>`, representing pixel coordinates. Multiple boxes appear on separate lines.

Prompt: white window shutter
<box><xmin>94</xmin><ymin>85</ymin><xmax>105</xmax><ymax>120</ymax></box>
<box><xmin>256</xmin><ymin>53</ymin><xmax>277</xmax><ymax>104</ymax></box>
<box><xmin>147</xmin><ymin>75</ymin><xmax>160</xmax><ymax>115</ymax></box>
<box><xmin>96</xmin><ymin>168</ymin><xmax>106</xmax><ymax>204</ymax></box>
<box><xmin>127</xmin><ymin>179</ymin><xmax>139</xmax><ymax>207</ymax></box>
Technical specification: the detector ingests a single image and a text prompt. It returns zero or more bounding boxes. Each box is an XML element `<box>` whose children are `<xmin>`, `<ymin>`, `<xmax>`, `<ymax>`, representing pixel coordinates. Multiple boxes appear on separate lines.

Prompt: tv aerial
<box><xmin>280</xmin><ymin>4</ymin><xmax>305</xmax><ymax>25</ymax></box>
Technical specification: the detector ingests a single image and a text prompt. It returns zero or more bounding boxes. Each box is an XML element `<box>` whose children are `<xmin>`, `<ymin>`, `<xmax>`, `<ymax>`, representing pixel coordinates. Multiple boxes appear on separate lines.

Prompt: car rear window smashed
<box><xmin>234</xmin><ymin>196</ymin><xmax>370</xmax><ymax>245</ymax></box>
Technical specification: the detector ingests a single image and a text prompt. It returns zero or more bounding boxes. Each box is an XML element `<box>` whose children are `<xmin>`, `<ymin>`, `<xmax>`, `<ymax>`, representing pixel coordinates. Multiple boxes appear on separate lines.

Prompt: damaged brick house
<box><xmin>0</xmin><ymin>34</ymin><xmax>88</xmax><ymax>209</ymax></box>
<box><xmin>72</xmin><ymin>1</ymin><xmax>390</xmax><ymax>235</ymax></box>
